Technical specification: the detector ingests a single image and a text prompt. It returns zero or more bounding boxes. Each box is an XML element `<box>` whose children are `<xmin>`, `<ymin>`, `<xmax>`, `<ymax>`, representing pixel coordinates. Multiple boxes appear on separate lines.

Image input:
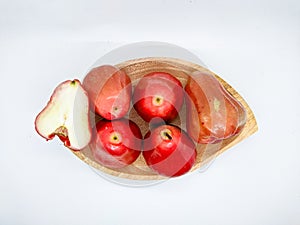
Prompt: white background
<box><xmin>1</xmin><ymin>0</ymin><xmax>300</xmax><ymax>224</ymax></box>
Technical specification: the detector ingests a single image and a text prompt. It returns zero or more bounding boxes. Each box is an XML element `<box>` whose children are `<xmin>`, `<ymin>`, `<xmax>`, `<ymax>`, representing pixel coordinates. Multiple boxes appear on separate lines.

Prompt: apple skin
<box><xmin>90</xmin><ymin>119</ymin><xmax>142</xmax><ymax>169</ymax></box>
<box><xmin>133</xmin><ymin>72</ymin><xmax>184</xmax><ymax>123</ymax></box>
<box><xmin>143</xmin><ymin>125</ymin><xmax>197</xmax><ymax>177</ymax></box>
<box><xmin>185</xmin><ymin>71</ymin><xmax>247</xmax><ymax>144</ymax></box>
<box><xmin>83</xmin><ymin>65</ymin><xmax>132</xmax><ymax>120</ymax></box>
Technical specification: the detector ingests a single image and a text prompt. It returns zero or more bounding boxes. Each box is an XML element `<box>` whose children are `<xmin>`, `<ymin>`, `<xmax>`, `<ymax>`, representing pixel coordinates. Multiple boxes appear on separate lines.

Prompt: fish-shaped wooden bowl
<box><xmin>72</xmin><ymin>57</ymin><xmax>258</xmax><ymax>180</ymax></box>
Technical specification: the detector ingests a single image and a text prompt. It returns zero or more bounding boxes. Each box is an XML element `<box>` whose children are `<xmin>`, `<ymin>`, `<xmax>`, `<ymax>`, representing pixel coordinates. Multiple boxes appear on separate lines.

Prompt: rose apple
<box><xmin>90</xmin><ymin>119</ymin><xmax>142</xmax><ymax>169</ymax></box>
<box><xmin>83</xmin><ymin>65</ymin><xmax>132</xmax><ymax>120</ymax></box>
<box><xmin>35</xmin><ymin>79</ymin><xmax>92</xmax><ymax>150</ymax></box>
<box><xmin>133</xmin><ymin>72</ymin><xmax>184</xmax><ymax>123</ymax></box>
<box><xmin>185</xmin><ymin>71</ymin><xmax>247</xmax><ymax>144</ymax></box>
<box><xmin>143</xmin><ymin>124</ymin><xmax>197</xmax><ymax>177</ymax></box>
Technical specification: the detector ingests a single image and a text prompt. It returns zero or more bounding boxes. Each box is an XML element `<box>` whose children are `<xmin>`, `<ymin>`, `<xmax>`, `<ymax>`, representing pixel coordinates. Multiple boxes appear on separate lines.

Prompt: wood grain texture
<box><xmin>72</xmin><ymin>57</ymin><xmax>258</xmax><ymax>180</ymax></box>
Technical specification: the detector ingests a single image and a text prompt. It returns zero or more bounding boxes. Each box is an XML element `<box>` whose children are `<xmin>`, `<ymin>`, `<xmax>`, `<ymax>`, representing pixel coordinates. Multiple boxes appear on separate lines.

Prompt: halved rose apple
<box><xmin>35</xmin><ymin>79</ymin><xmax>92</xmax><ymax>150</ymax></box>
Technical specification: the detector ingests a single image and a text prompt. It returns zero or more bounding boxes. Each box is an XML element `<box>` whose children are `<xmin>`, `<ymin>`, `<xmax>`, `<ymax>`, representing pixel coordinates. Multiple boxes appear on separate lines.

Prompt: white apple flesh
<box><xmin>35</xmin><ymin>79</ymin><xmax>92</xmax><ymax>150</ymax></box>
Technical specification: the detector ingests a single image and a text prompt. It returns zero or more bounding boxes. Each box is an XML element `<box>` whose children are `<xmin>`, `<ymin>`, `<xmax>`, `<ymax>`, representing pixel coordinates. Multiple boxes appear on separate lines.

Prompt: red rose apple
<box><xmin>90</xmin><ymin>119</ymin><xmax>142</xmax><ymax>169</ymax></box>
<box><xmin>83</xmin><ymin>65</ymin><xmax>132</xmax><ymax>120</ymax></box>
<box><xmin>133</xmin><ymin>72</ymin><xmax>184</xmax><ymax>123</ymax></box>
<box><xmin>143</xmin><ymin>124</ymin><xmax>197</xmax><ymax>177</ymax></box>
<box><xmin>185</xmin><ymin>71</ymin><xmax>247</xmax><ymax>144</ymax></box>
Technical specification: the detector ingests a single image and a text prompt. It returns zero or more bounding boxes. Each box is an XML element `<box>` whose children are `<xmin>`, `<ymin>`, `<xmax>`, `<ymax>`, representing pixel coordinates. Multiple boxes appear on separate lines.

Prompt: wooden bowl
<box><xmin>72</xmin><ymin>57</ymin><xmax>258</xmax><ymax>180</ymax></box>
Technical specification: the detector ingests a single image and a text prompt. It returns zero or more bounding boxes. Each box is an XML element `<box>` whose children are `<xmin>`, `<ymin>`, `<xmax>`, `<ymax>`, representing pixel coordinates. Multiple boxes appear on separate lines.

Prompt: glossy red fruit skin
<box><xmin>83</xmin><ymin>65</ymin><xmax>132</xmax><ymax>120</ymax></box>
<box><xmin>143</xmin><ymin>125</ymin><xmax>197</xmax><ymax>177</ymax></box>
<box><xmin>90</xmin><ymin>119</ymin><xmax>142</xmax><ymax>169</ymax></box>
<box><xmin>185</xmin><ymin>71</ymin><xmax>247</xmax><ymax>144</ymax></box>
<box><xmin>133</xmin><ymin>72</ymin><xmax>184</xmax><ymax>123</ymax></box>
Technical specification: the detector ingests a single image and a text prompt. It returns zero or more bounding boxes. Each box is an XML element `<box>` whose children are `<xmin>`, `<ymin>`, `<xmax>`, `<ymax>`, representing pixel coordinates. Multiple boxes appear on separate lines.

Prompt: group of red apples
<box><xmin>35</xmin><ymin>65</ymin><xmax>247</xmax><ymax>177</ymax></box>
